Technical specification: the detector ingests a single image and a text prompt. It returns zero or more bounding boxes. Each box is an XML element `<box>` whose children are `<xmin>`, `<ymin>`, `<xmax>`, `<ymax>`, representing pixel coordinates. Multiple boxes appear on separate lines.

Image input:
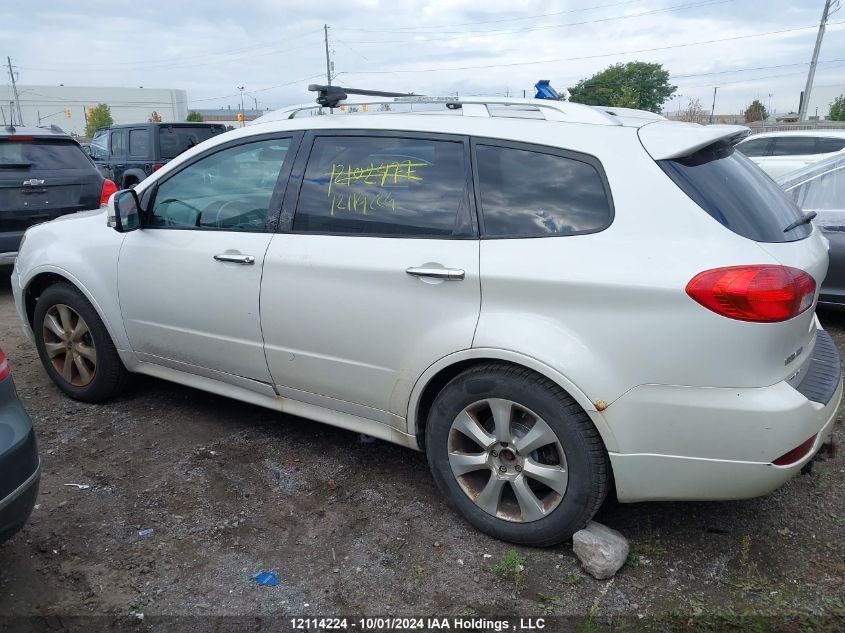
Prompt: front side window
<box><xmin>110</xmin><ymin>130</ymin><xmax>126</xmax><ymax>156</ymax></box>
<box><xmin>293</xmin><ymin>135</ymin><xmax>473</xmax><ymax>237</ymax></box>
<box><xmin>476</xmin><ymin>143</ymin><xmax>612</xmax><ymax>238</ymax></box>
<box><xmin>149</xmin><ymin>138</ymin><xmax>291</xmax><ymax>231</ymax></box>
<box><xmin>735</xmin><ymin>137</ymin><xmax>771</xmax><ymax>158</ymax></box>
<box><xmin>815</xmin><ymin>137</ymin><xmax>845</xmax><ymax>154</ymax></box>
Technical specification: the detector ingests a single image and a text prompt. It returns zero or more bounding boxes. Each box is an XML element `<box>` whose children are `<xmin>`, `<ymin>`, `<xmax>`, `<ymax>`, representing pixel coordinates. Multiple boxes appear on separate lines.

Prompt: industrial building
<box><xmin>0</xmin><ymin>85</ymin><xmax>188</xmax><ymax>137</ymax></box>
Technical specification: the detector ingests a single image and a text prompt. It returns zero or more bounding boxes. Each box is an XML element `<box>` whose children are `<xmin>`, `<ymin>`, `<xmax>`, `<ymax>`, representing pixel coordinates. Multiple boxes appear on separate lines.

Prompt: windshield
<box><xmin>659</xmin><ymin>141</ymin><xmax>811</xmax><ymax>243</ymax></box>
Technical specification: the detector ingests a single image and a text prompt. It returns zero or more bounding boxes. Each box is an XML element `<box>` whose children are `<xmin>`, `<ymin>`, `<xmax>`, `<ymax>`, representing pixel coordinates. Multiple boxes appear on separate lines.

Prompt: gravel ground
<box><xmin>0</xmin><ymin>270</ymin><xmax>843</xmax><ymax>630</ymax></box>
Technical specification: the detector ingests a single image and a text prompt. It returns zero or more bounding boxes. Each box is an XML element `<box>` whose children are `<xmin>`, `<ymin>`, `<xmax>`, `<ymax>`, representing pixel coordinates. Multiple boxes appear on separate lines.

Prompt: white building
<box><xmin>0</xmin><ymin>85</ymin><xmax>188</xmax><ymax>136</ymax></box>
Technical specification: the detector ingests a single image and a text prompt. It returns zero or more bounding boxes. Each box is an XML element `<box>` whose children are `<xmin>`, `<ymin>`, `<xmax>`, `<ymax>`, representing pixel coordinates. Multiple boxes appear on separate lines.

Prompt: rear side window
<box><xmin>659</xmin><ymin>141</ymin><xmax>811</xmax><ymax>243</ymax></box>
<box><xmin>158</xmin><ymin>126</ymin><xmax>220</xmax><ymax>159</ymax></box>
<box><xmin>293</xmin><ymin>135</ymin><xmax>473</xmax><ymax>237</ymax></box>
<box><xmin>475</xmin><ymin>143</ymin><xmax>612</xmax><ymax>237</ymax></box>
<box><xmin>815</xmin><ymin>137</ymin><xmax>845</xmax><ymax>154</ymax></box>
<box><xmin>770</xmin><ymin>137</ymin><xmax>818</xmax><ymax>156</ymax></box>
<box><xmin>0</xmin><ymin>139</ymin><xmax>92</xmax><ymax>171</ymax></box>
<box><xmin>735</xmin><ymin>137</ymin><xmax>771</xmax><ymax>157</ymax></box>
<box><xmin>129</xmin><ymin>129</ymin><xmax>149</xmax><ymax>157</ymax></box>
<box><xmin>110</xmin><ymin>130</ymin><xmax>126</xmax><ymax>156</ymax></box>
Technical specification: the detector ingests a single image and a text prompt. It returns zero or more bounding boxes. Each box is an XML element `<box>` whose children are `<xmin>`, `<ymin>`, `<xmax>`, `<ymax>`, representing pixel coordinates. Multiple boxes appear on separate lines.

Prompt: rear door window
<box><xmin>659</xmin><ymin>141</ymin><xmax>811</xmax><ymax>243</ymax></box>
<box><xmin>770</xmin><ymin>137</ymin><xmax>819</xmax><ymax>156</ymax></box>
<box><xmin>0</xmin><ymin>139</ymin><xmax>92</xmax><ymax>171</ymax></box>
<box><xmin>735</xmin><ymin>137</ymin><xmax>772</xmax><ymax>157</ymax></box>
<box><xmin>474</xmin><ymin>142</ymin><xmax>612</xmax><ymax>237</ymax></box>
<box><xmin>292</xmin><ymin>134</ymin><xmax>473</xmax><ymax>237</ymax></box>
<box><xmin>158</xmin><ymin>126</ymin><xmax>220</xmax><ymax>159</ymax></box>
<box><xmin>129</xmin><ymin>129</ymin><xmax>149</xmax><ymax>158</ymax></box>
<box><xmin>110</xmin><ymin>130</ymin><xmax>126</xmax><ymax>157</ymax></box>
<box><xmin>814</xmin><ymin>137</ymin><xmax>845</xmax><ymax>154</ymax></box>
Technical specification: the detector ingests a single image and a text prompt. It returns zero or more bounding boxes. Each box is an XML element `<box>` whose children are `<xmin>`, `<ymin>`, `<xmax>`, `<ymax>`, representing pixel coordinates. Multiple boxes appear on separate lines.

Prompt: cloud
<box><xmin>5</xmin><ymin>0</ymin><xmax>844</xmax><ymax>115</ymax></box>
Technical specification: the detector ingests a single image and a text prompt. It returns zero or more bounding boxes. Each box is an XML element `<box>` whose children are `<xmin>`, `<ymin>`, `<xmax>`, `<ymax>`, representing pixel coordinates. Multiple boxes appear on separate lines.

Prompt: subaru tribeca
<box><xmin>11</xmin><ymin>94</ymin><xmax>841</xmax><ymax>546</ymax></box>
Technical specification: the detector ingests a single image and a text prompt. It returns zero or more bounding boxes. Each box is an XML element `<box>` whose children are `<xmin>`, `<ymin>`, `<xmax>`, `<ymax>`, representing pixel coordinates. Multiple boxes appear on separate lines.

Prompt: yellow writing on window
<box><xmin>326</xmin><ymin>160</ymin><xmax>427</xmax><ymax>195</ymax></box>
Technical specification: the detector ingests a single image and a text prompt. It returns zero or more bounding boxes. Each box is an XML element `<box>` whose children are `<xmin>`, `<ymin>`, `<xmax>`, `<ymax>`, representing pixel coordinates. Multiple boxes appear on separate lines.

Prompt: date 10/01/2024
<box><xmin>324</xmin><ymin>160</ymin><xmax>429</xmax><ymax>216</ymax></box>
<box><xmin>289</xmin><ymin>616</ymin><xmax>549</xmax><ymax>631</ymax></box>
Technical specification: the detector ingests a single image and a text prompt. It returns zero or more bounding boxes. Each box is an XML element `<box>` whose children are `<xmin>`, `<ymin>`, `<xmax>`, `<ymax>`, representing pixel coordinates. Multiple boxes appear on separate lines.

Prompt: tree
<box><xmin>744</xmin><ymin>99</ymin><xmax>768</xmax><ymax>123</ymax></box>
<box><xmin>829</xmin><ymin>94</ymin><xmax>845</xmax><ymax>121</ymax></box>
<box><xmin>677</xmin><ymin>97</ymin><xmax>707</xmax><ymax>124</ymax></box>
<box><xmin>85</xmin><ymin>103</ymin><xmax>113</xmax><ymax>137</ymax></box>
<box><xmin>567</xmin><ymin>62</ymin><xmax>676</xmax><ymax>113</ymax></box>
<box><xmin>186</xmin><ymin>111</ymin><xmax>204</xmax><ymax>122</ymax></box>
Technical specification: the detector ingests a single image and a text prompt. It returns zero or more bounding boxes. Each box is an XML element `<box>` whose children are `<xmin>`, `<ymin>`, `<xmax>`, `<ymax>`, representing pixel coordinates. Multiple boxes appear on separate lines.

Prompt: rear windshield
<box><xmin>0</xmin><ymin>138</ymin><xmax>92</xmax><ymax>171</ymax></box>
<box><xmin>659</xmin><ymin>141</ymin><xmax>811</xmax><ymax>243</ymax></box>
<box><xmin>158</xmin><ymin>126</ymin><xmax>222</xmax><ymax>159</ymax></box>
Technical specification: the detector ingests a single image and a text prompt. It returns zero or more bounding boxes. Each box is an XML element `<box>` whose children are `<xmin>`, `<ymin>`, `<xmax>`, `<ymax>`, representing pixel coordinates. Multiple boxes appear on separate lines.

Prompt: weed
<box><xmin>581</xmin><ymin>578</ymin><xmax>614</xmax><ymax>633</ymax></box>
<box><xmin>414</xmin><ymin>563</ymin><xmax>424</xmax><ymax>580</ymax></box>
<box><xmin>812</xmin><ymin>464</ymin><xmax>828</xmax><ymax>486</ymax></box>
<box><xmin>625</xmin><ymin>551</ymin><xmax>641</xmax><ymax>568</ymax></box>
<box><xmin>565</xmin><ymin>571</ymin><xmax>581</xmax><ymax>586</ymax></box>
<box><xmin>459</xmin><ymin>607</ymin><xmax>478</xmax><ymax>618</ymax></box>
<box><xmin>537</xmin><ymin>594</ymin><xmax>563</xmax><ymax>615</ymax></box>
<box><xmin>492</xmin><ymin>548</ymin><xmax>526</xmax><ymax>591</ymax></box>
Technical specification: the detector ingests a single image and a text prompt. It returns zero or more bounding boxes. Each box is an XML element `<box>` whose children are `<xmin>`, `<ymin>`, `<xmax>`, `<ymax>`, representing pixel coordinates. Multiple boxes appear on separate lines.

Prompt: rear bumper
<box><xmin>0</xmin><ymin>251</ymin><xmax>17</xmax><ymax>266</ymax></box>
<box><xmin>0</xmin><ymin>459</ymin><xmax>40</xmax><ymax>544</ymax></box>
<box><xmin>607</xmin><ymin>329</ymin><xmax>842</xmax><ymax>502</ymax></box>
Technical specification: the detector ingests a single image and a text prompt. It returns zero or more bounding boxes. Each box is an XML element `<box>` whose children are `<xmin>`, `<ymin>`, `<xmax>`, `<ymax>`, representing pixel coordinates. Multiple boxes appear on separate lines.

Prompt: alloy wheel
<box><xmin>42</xmin><ymin>304</ymin><xmax>97</xmax><ymax>387</ymax></box>
<box><xmin>447</xmin><ymin>398</ymin><xmax>568</xmax><ymax>522</ymax></box>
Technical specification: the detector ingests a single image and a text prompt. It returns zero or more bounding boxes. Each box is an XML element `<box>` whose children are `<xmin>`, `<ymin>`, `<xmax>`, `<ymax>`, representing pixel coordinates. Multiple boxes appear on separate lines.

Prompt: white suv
<box><xmin>736</xmin><ymin>130</ymin><xmax>845</xmax><ymax>179</ymax></box>
<box><xmin>11</xmin><ymin>92</ymin><xmax>841</xmax><ymax>546</ymax></box>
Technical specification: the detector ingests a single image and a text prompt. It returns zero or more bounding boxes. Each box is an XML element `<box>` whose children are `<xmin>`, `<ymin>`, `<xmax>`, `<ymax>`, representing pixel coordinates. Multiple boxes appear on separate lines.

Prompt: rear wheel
<box><xmin>426</xmin><ymin>364</ymin><xmax>609</xmax><ymax>546</ymax></box>
<box><xmin>33</xmin><ymin>283</ymin><xmax>128</xmax><ymax>402</ymax></box>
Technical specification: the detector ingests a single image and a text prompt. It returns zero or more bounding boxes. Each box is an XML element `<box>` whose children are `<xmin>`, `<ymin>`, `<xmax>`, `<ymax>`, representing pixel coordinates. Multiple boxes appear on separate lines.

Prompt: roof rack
<box><xmin>253</xmin><ymin>85</ymin><xmax>623</xmax><ymax>127</ymax></box>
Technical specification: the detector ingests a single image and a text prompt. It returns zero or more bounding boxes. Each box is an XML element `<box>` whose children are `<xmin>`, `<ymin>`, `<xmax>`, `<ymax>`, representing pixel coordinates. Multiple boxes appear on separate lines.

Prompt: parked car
<box><xmin>0</xmin><ymin>125</ymin><xmax>115</xmax><ymax>266</ymax></box>
<box><xmin>89</xmin><ymin>122</ymin><xmax>226</xmax><ymax>189</ymax></box>
<box><xmin>779</xmin><ymin>153</ymin><xmax>845</xmax><ymax>308</ymax></box>
<box><xmin>735</xmin><ymin>130</ymin><xmax>845</xmax><ymax>179</ymax></box>
<box><xmin>12</xmin><ymin>95</ymin><xmax>841</xmax><ymax>546</ymax></box>
<box><xmin>0</xmin><ymin>346</ymin><xmax>40</xmax><ymax>545</ymax></box>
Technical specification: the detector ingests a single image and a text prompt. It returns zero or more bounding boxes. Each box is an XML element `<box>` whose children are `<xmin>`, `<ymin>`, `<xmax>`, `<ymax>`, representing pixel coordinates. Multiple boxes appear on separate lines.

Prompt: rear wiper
<box><xmin>784</xmin><ymin>211</ymin><xmax>817</xmax><ymax>233</ymax></box>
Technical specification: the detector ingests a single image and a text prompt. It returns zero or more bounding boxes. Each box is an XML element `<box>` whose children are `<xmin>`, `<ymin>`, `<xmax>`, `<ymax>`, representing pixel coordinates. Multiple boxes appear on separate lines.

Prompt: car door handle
<box><xmin>214</xmin><ymin>254</ymin><xmax>255</xmax><ymax>265</ymax></box>
<box><xmin>405</xmin><ymin>267</ymin><xmax>465</xmax><ymax>281</ymax></box>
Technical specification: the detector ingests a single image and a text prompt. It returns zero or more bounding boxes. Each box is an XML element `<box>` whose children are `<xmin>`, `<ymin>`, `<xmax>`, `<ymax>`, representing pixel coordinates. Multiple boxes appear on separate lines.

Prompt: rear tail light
<box><xmin>100</xmin><ymin>179</ymin><xmax>117</xmax><ymax>207</ymax></box>
<box><xmin>0</xmin><ymin>348</ymin><xmax>10</xmax><ymax>381</ymax></box>
<box><xmin>152</xmin><ymin>164</ymin><xmax>162</xmax><ymax>171</ymax></box>
<box><xmin>5</xmin><ymin>136</ymin><xmax>33</xmax><ymax>141</ymax></box>
<box><xmin>686</xmin><ymin>265</ymin><xmax>815</xmax><ymax>323</ymax></box>
<box><xmin>773</xmin><ymin>435</ymin><xmax>816</xmax><ymax>466</ymax></box>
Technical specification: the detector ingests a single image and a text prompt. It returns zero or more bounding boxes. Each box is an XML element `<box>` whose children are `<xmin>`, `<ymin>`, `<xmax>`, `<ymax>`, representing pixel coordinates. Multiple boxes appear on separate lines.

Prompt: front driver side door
<box><xmin>118</xmin><ymin>134</ymin><xmax>300</xmax><ymax>387</ymax></box>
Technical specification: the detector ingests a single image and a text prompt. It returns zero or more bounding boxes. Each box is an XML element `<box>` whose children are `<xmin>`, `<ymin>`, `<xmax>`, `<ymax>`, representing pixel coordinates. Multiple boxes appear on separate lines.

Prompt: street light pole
<box><xmin>709</xmin><ymin>86</ymin><xmax>719</xmax><ymax>124</ymax></box>
<box><xmin>237</xmin><ymin>86</ymin><xmax>245</xmax><ymax>127</ymax></box>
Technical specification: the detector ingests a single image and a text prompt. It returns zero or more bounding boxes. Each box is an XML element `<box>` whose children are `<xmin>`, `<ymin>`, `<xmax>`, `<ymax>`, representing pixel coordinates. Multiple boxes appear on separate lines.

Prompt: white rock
<box><xmin>572</xmin><ymin>521</ymin><xmax>629</xmax><ymax>580</ymax></box>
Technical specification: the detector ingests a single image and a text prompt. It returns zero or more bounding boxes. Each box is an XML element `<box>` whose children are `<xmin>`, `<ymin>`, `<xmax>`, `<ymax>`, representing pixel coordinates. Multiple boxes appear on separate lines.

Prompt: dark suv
<box><xmin>89</xmin><ymin>122</ymin><xmax>226</xmax><ymax>188</ymax></box>
<box><xmin>1</xmin><ymin>126</ymin><xmax>113</xmax><ymax>265</ymax></box>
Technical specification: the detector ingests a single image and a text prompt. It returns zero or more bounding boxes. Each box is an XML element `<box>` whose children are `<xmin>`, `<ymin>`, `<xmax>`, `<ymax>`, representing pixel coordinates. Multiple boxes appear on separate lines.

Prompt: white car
<box><xmin>11</xmin><ymin>93</ymin><xmax>841</xmax><ymax>546</ymax></box>
<box><xmin>736</xmin><ymin>130</ymin><xmax>845</xmax><ymax>179</ymax></box>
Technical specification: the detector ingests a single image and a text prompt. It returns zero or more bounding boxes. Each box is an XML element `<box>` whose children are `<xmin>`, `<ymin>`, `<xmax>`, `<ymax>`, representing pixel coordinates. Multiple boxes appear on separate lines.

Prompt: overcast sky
<box><xmin>4</xmin><ymin>0</ymin><xmax>845</xmax><ymax>116</ymax></box>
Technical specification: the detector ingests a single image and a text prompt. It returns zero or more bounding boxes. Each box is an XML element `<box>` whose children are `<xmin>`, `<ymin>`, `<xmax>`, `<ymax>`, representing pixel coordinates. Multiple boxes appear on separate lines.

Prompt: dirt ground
<box><xmin>0</xmin><ymin>269</ymin><xmax>843</xmax><ymax>631</ymax></box>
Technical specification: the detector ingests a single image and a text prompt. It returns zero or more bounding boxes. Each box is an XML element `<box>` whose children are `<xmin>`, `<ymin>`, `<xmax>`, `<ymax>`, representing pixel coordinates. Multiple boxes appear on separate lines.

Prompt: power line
<box><xmin>337</xmin><ymin>21</ymin><xmax>845</xmax><ymax>76</ymax></box>
<box><xmin>338</xmin><ymin>0</ymin><xmax>733</xmax><ymax>43</ymax></box>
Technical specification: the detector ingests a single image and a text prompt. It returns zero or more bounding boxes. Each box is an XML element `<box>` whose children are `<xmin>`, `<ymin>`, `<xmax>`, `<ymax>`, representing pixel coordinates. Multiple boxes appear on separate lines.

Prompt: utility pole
<box><xmin>709</xmin><ymin>86</ymin><xmax>719</xmax><ymax>124</ymax></box>
<box><xmin>6</xmin><ymin>57</ymin><xmax>23</xmax><ymax>126</ymax></box>
<box><xmin>324</xmin><ymin>24</ymin><xmax>332</xmax><ymax>86</ymax></box>
<box><xmin>799</xmin><ymin>0</ymin><xmax>833</xmax><ymax>121</ymax></box>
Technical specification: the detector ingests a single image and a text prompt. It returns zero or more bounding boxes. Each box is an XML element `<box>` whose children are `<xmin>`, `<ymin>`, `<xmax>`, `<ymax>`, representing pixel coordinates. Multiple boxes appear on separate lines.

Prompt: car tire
<box><xmin>33</xmin><ymin>283</ymin><xmax>129</xmax><ymax>402</ymax></box>
<box><xmin>426</xmin><ymin>363</ymin><xmax>609</xmax><ymax>547</ymax></box>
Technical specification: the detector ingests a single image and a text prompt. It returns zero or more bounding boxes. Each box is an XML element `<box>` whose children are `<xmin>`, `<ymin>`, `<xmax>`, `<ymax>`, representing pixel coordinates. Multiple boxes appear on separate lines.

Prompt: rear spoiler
<box><xmin>638</xmin><ymin>121</ymin><xmax>750</xmax><ymax>161</ymax></box>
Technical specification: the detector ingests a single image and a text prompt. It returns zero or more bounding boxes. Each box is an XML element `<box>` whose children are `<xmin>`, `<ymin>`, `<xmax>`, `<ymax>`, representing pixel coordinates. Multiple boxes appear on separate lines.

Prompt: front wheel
<box><xmin>426</xmin><ymin>364</ymin><xmax>610</xmax><ymax>546</ymax></box>
<box><xmin>33</xmin><ymin>283</ymin><xmax>129</xmax><ymax>402</ymax></box>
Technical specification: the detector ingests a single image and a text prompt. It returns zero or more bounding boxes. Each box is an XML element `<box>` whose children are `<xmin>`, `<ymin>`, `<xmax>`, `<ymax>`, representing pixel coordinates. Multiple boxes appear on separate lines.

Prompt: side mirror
<box><xmin>107</xmin><ymin>189</ymin><xmax>141</xmax><ymax>233</ymax></box>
